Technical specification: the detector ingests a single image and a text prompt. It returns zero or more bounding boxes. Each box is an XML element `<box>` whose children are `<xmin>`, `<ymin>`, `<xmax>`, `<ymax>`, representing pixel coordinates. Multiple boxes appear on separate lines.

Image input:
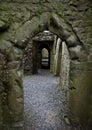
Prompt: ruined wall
<box><xmin>0</xmin><ymin>0</ymin><xmax>92</xmax><ymax>129</ymax></box>
<box><xmin>23</xmin><ymin>41</ymin><xmax>33</xmax><ymax>75</ymax></box>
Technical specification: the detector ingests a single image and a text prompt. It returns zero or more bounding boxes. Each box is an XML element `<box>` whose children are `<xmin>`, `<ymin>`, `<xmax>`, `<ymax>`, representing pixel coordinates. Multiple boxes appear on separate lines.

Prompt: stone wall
<box><xmin>0</xmin><ymin>53</ymin><xmax>5</xmax><ymax>130</ymax></box>
<box><xmin>23</xmin><ymin>41</ymin><xmax>33</xmax><ymax>75</ymax></box>
<box><xmin>69</xmin><ymin>61</ymin><xmax>92</xmax><ymax>126</ymax></box>
<box><xmin>0</xmin><ymin>0</ymin><xmax>92</xmax><ymax>129</ymax></box>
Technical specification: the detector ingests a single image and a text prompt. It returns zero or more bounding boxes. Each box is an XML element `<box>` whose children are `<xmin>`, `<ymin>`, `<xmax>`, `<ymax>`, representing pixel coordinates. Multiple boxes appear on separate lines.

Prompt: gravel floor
<box><xmin>23</xmin><ymin>69</ymin><xmax>70</xmax><ymax>130</ymax></box>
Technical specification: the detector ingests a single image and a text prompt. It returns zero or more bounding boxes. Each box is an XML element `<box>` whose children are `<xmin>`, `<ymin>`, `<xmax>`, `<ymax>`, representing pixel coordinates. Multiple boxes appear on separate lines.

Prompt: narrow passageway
<box><xmin>23</xmin><ymin>69</ymin><xmax>68</xmax><ymax>130</ymax></box>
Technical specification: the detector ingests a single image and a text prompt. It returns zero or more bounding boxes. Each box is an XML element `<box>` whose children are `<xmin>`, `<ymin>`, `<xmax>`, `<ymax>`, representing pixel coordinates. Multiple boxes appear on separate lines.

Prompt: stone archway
<box><xmin>0</xmin><ymin>12</ymin><xmax>92</xmax><ymax>129</ymax></box>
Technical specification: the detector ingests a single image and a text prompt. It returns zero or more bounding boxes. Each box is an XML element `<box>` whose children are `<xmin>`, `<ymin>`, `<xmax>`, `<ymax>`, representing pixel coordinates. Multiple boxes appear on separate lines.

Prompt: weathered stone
<box><xmin>7</xmin><ymin>61</ymin><xmax>21</xmax><ymax>69</ymax></box>
<box><xmin>54</xmin><ymin>38</ymin><xmax>61</xmax><ymax>75</ymax></box>
<box><xmin>60</xmin><ymin>41</ymin><xmax>70</xmax><ymax>91</ymax></box>
<box><xmin>69</xmin><ymin>45</ymin><xmax>87</xmax><ymax>60</ymax></box>
<box><xmin>0</xmin><ymin>20</ymin><xmax>9</xmax><ymax>31</ymax></box>
<box><xmin>70</xmin><ymin>61</ymin><xmax>92</xmax><ymax>71</ymax></box>
<box><xmin>0</xmin><ymin>53</ymin><xmax>6</xmax><ymax>65</ymax></box>
<box><xmin>0</xmin><ymin>53</ymin><xmax>5</xmax><ymax>130</ymax></box>
<box><xmin>13</xmin><ymin>16</ymin><xmax>46</xmax><ymax>48</ymax></box>
<box><xmin>33</xmin><ymin>30</ymin><xmax>54</xmax><ymax>41</ymax></box>
<box><xmin>8</xmin><ymin>84</ymin><xmax>23</xmax><ymax>114</ymax></box>
<box><xmin>0</xmin><ymin>40</ymin><xmax>22</xmax><ymax>62</ymax></box>
<box><xmin>0</xmin><ymin>39</ymin><xmax>12</xmax><ymax>53</ymax></box>
<box><xmin>8</xmin><ymin>47</ymin><xmax>23</xmax><ymax>62</ymax></box>
<box><xmin>69</xmin><ymin>61</ymin><xmax>92</xmax><ymax>125</ymax></box>
<box><xmin>48</xmin><ymin>13</ymin><xmax>70</xmax><ymax>38</ymax></box>
<box><xmin>2</xmin><ymin>68</ymin><xmax>24</xmax><ymax>125</ymax></box>
<box><xmin>0</xmin><ymin>0</ymin><xmax>92</xmax><ymax>129</ymax></box>
<box><xmin>0</xmin><ymin>79</ymin><xmax>3</xmax><ymax>130</ymax></box>
<box><xmin>0</xmin><ymin>96</ymin><xmax>3</xmax><ymax>130</ymax></box>
<box><xmin>23</xmin><ymin>42</ymin><xmax>33</xmax><ymax>75</ymax></box>
<box><xmin>66</xmin><ymin>34</ymin><xmax>78</xmax><ymax>47</ymax></box>
<box><xmin>88</xmin><ymin>47</ymin><xmax>92</xmax><ymax>61</ymax></box>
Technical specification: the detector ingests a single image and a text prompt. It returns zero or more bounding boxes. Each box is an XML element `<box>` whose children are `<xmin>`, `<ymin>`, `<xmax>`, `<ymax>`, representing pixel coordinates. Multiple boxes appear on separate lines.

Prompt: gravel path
<box><xmin>23</xmin><ymin>69</ymin><xmax>69</xmax><ymax>130</ymax></box>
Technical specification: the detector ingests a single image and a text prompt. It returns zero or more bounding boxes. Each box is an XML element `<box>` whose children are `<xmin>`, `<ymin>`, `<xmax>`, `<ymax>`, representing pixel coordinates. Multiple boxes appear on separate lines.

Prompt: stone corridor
<box><xmin>0</xmin><ymin>0</ymin><xmax>92</xmax><ymax>129</ymax></box>
<box><xmin>23</xmin><ymin>69</ymin><xmax>68</xmax><ymax>130</ymax></box>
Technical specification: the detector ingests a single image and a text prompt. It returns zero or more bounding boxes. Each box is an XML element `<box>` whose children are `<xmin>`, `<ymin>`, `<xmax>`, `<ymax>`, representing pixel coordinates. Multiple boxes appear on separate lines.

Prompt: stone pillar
<box><xmin>0</xmin><ymin>40</ymin><xmax>24</xmax><ymax>129</ymax></box>
<box><xmin>69</xmin><ymin>61</ymin><xmax>92</xmax><ymax>126</ymax></box>
<box><xmin>50</xmin><ymin>35</ymin><xmax>57</xmax><ymax>73</ymax></box>
<box><xmin>60</xmin><ymin>41</ymin><xmax>70</xmax><ymax>91</ymax></box>
<box><xmin>6</xmin><ymin>47</ymin><xmax>24</xmax><ymax>129</ymax></box>
<box><xmin>54</xmin><ymin>38</ymin><xmax>61</xmax><ymax>75</ymax></box>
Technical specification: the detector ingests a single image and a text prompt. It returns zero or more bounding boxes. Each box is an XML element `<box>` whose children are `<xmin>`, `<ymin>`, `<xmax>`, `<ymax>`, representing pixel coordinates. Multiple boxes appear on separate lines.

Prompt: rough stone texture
<box><xmin>23</xmin><ymin>41</ymin><xmax>33</xmax><ymax>75</ymax></box>
<box><xmin>0</xmin><ymin>0</ymin><xmax>92</xmax><ymax>51</ymax></box>
<box><xmin>60</xmin><ymin>41</ymin><xmax>70</xmax><ymax>91</ymax></box>
<box><xmin>33</xmin><ymin>31</ymin><xmax>54</xmax><ymax>41</ymax></box>
<box><xmin>53</xmin><ymin>38</ymin><xmax>61</xmax><ymax>76</ymax></box>
<box><xmin>0</xmin><ymin>53</ymin><xmax>5</xmax><ymax>130</ymax></box>
<box><xmin>69</xmin><ymin>61</ymin><xmax>92</xmax><ymax>126</ymax></box>
<box><xmin>50</xmin><ymin>35</ymin><xmax>57</xmax><ymax>74</ymax></box>
<box><xmin>0</xmin><ymin>40</ymin><xmax>24</xmax><ymax>128</ymax></box>
<box><xmin>0</xmin><ymin>0</ymin><xmax>92</xmax><ymax>129</ymax></box>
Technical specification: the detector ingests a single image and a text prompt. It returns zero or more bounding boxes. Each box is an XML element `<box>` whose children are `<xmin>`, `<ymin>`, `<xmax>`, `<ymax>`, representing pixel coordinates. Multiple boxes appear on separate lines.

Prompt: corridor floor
<box><xmin>23</xmin><ymin>69</ymin><xmax>69</xmax><ymax>130</ymax></box>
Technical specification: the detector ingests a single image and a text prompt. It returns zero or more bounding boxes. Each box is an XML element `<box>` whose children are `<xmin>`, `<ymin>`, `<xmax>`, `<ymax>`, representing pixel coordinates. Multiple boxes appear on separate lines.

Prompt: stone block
<box><xmin>2</xmin><ymin>69</ymin><xmax>24</xmax><ymax>124</ymax></box>
<box><xmin>7</xmin><ymin>61</ymin><xmax>21</xmax><ymax>69</ymax></box>
<box><xmin>69</xmin><ymin>61</ymin><xmax>92</xmax><ymax>125</ymax></box>
<box><xmin>69</xmin><ymin>45</ymin><xmax>87</xmax><ymax>60</ymax></box>
<box><xmin>7</xmin><ymin>47</ymin><xmax>23</xmax><ymax>61</ymax></box>
<box><xmin>0</xmin><ymin>39</ymin><xmax>12</xmax><ymax>53</ymax></box>
<box><xmin>0</xmin><ymin>20</ymin><xmax>9</xmax><ymax>31</ymax></box>
<box><xmin>67</xmin><ymin>35</ymin><xmax>77</xmax><ymax>46</ymax></box>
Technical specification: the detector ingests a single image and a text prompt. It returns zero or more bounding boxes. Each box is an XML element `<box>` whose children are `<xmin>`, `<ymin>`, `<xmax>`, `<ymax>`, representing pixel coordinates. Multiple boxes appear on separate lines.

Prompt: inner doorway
<box><xmin>41</xmin><ymin>48</ymin><xmax>50</xmax><ymax>69</ymax></box>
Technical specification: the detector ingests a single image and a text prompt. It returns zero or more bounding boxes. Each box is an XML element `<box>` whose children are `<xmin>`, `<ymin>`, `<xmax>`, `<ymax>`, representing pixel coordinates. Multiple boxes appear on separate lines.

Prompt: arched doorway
<box><xmin>41</xmin><ymin>47</ymin><xmax>50</xmax><ymax>69</ymax></box>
